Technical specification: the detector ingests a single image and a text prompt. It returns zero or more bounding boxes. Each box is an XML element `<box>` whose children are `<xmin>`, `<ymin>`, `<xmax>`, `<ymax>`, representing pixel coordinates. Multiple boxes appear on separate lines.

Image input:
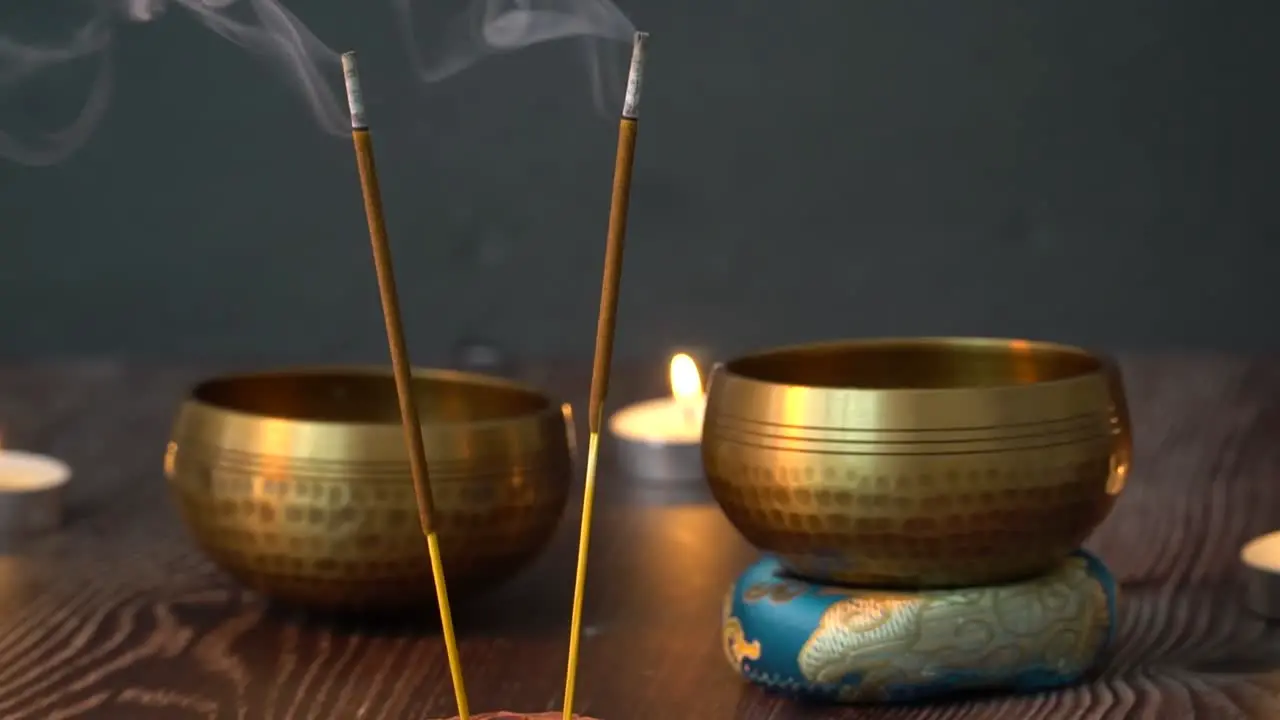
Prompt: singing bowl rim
<box><xmin>181</xmin><ymin>364</ymin><xmax>563</xmax><ymax>432</ymax></box>
<box><xmin>716</xmin><ymin>336</ymin><xmax>1110</xmax><ymax>395</ymax></box>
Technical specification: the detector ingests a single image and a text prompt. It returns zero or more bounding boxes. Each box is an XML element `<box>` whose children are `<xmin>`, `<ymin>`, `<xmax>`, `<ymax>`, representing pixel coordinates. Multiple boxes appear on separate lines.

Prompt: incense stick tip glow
<box><xmin>622</xmin><ymin>31</ymin><xmax>649</xmax><ymax>120</ymax></box>
<box><xmin>340</xmin><ymin>51</ymin><xmax>367</xmax><ymax>130</ymax></box>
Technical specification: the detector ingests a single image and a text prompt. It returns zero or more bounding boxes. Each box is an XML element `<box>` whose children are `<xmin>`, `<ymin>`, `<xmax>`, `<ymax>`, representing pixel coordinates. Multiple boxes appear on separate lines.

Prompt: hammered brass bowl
<box><xmin>702</xmin><ymin>338</ymin><xmax>1131</xmax><ymax>589</ymax></box>
<box><xmin>163</xmin><ymin>367</ymin><xmax>573</xmax><ymax>611</ymax></box>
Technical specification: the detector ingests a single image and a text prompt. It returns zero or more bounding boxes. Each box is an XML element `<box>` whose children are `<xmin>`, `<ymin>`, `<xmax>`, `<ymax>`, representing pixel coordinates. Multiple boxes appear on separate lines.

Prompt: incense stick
<box><xmin>561</xmin><ymin>30</ymin><xmax>650</xmax><ymax>720</ymax></box>
<box><xmin>341</xmin><ymin>51</ymin><xmax>471</xmax><ymax>720</ymax></box>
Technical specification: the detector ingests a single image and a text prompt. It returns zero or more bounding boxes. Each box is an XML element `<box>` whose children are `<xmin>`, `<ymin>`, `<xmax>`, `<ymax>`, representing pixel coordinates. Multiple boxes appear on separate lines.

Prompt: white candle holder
<box><xmin>608</xmin><ymin>398</ymin><xmax>703</xmax><ymax>481</ymax></box>
<box><xmin>0</xmin><ymin>450</ymin><xmax>71</xmax><ymax>535</ymax></box>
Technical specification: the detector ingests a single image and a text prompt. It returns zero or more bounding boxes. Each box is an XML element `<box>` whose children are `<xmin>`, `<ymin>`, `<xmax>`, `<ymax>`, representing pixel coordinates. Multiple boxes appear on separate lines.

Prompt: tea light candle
<box><xmin>1241</xmin><ymin>530</ymin><xmax>1280</xmax><ymax>619</ymax></box>
<box><xmin>0</xmin><ymin>449</ymin><xmax>71</xmax><ymax>535</ymax></box>
<box><xmin>608</xmin><ymin>353</ymin><xmax>705</xmax><ymax>480</ymax></box>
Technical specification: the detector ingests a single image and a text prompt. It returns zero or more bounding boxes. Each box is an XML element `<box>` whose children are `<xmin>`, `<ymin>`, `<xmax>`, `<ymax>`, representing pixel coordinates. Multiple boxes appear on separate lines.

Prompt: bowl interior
<box><xmin>191</xmin><ymin>369</ymin><xmax>551</xmax><ymax>424</ymax></box>
<box><xmin>725</xmin><ymin>339</ymin><xmax>1102</xmax><ymax>390</ymax></box>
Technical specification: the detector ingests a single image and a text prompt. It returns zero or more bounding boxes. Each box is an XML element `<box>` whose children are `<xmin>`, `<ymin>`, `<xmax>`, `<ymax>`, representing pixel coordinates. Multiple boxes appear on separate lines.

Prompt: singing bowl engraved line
<box><xmin>163</xmin><ymin>366</ymin><xmax>574</xmax><ymax>611</ymax></box>
<box><xmin>705</xmin><ymin>416</ymin><xmax>1115</xmax><ymax>455</ymax></box>
<box><xmin>702</xmin><ymin>337</ymin><xmax>1131</xmax><ymax>589</ymax></box>
<box><xmin>707</xmin><ymin>410</ymin><xmax>1113</xmax><ymax>443</ymax></box>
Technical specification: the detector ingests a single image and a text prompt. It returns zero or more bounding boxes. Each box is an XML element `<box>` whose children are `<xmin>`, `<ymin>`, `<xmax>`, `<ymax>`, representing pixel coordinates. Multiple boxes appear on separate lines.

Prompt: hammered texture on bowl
<box><xmin>164</xmin><ymin>367</ymin><xmax>573</xmax><ymax>611</ymax></box>
<box><xmin>702</xmin><ymin>338</ymin><xmax>1131</xmax><ymax>588</ymax></box>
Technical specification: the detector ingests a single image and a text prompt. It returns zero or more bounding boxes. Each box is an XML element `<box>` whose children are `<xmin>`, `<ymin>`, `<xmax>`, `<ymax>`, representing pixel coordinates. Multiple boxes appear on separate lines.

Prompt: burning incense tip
<box><xmin>340</xmin><ymin>51</ymin><xmax>368</xmax><ymax>130</ymax></box>
<box><xmin>621</xmin><ymin>31</ymin><xmax>650</xmax><ymax>120</ymax></box>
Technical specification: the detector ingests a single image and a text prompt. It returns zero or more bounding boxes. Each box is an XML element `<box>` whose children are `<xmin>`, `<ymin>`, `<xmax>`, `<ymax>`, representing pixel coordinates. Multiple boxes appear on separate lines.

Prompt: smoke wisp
<box><xmin>394</xmin><ymin>0</ymin><xmax>635</xmax><ymax>114</ymax></box>
<box><xmin>0</xmin><ymin>0</ymin><xmax>635</xmax><ymax>166</ymax></box>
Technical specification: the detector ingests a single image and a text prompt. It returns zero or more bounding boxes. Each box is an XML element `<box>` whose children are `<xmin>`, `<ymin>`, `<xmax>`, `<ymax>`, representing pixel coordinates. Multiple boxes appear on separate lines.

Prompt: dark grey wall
<box><xmin>3</xmin><ymin>1</ymin><xmax>1279</xmax><ymax>364</ymax></box>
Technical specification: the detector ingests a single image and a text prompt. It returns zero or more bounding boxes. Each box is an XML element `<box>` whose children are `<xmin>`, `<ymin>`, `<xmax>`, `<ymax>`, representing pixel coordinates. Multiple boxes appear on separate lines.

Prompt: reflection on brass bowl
<box><xmin>702</xmin><ymin>338</ymin><xmax>1131</xmax><ymax>589</ymax></box>
<box><xmin>164</xmin><ymin>367</ymin><xmax>573</xmax><ymax>611</ymax></box>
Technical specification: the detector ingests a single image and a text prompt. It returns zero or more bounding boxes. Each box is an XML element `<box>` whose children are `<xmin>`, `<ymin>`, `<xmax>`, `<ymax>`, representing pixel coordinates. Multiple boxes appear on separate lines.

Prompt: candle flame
<box><xmin>669</xmin><ymin>353</ymin><xmax>703</xmax><ymax>402</ymax></box>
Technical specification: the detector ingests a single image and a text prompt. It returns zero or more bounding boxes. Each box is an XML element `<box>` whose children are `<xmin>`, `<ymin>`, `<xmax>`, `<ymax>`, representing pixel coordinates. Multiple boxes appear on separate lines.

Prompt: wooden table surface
<box><xmin>1</xmin><ymin>357</ymin><xmax>1279</xmax><ymax>719</ymax></box>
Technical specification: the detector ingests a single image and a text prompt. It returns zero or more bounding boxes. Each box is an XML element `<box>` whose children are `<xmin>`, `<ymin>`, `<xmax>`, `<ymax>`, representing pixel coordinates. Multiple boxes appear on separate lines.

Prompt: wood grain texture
<box><xmin>0</xmin><ymin>357</ymin><xmax>1277</xmax><ymax>719</ymax></box>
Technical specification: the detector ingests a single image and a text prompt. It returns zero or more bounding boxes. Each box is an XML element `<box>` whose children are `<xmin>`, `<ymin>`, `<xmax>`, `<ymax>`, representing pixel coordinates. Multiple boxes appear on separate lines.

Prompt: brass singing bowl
<box><xmin>702</xmin><ymin>338</ymin><xmax>1131</xmax><ymax>589</ymax></box>
<box><xmin>163</xmin><ymin>367</ymin><xmax>573</xmax><ymax>611</ymax></box>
